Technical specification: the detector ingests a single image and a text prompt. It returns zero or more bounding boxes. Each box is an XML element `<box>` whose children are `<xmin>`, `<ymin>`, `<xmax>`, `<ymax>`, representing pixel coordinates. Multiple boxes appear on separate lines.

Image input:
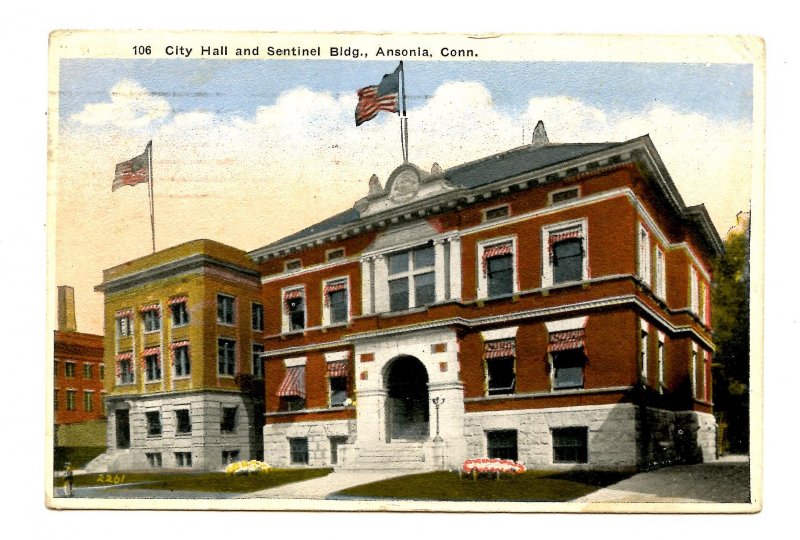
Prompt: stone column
<box><xmin>373</xmin><ymin>255</ymin><xmax>389</xmax><ymax>314</ymax></box>
<box><xmin>355</xmin><ymin>388</ymin><xmax>388</xmax><ymax>445</ymax></box>
<box><xmin>360</xmin><ymin>257</ymin><xmax>372</xmax><ymax>316</ymax></box>
<box><xmin>433</xmin><ymin>239</ymin><xmax>447</xmax><ymax>303</ymax></box>
<box><xmin>448</xmin><ymin>236</ymin><xmax>462</xmax><ymax>301</ymax></box>
<box><xmin>428</xmin><ymin>381</ymin><xmax>467</xmax><ymax>468</ymax></box>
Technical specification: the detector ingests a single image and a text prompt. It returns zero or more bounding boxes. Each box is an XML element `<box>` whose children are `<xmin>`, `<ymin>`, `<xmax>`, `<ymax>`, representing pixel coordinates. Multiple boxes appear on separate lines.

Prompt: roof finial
<box><xmin>368</xmin><ymin>174</ymin><xmax>383</xmax><ymax>195</ymax></box>
<box><xmin>532</xmin><ymin>120</ymin><xmax>549</xmax><ymax>147</ymax></box>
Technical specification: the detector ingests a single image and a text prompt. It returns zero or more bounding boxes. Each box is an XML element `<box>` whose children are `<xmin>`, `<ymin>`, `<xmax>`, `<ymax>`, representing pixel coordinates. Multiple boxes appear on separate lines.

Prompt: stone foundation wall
<box><xmin>105</xmin><ymin>392</ymin><xmax>259</xmax><ymax>471</ymax></box>
<box><xmin>263</xmin><ymin>419</ymin><xmax>355</xmax><ymax>468</ymax></box>
<box><xmin>637</xmin><ymin>408</ymin><xmax>718</xmax><ymax>468</ymax></box>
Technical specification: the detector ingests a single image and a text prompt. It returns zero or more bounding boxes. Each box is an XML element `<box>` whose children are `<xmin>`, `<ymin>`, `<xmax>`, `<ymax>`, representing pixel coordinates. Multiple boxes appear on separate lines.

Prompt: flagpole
<box><xmin>400</xmin><ymin>61</ymin><xmax>408</xmax><ymax>163</ymax></box>
<box><xmin>147</xmin><ymin>141</ymin><xmax>155</xmax><ymax>253</ymax></box>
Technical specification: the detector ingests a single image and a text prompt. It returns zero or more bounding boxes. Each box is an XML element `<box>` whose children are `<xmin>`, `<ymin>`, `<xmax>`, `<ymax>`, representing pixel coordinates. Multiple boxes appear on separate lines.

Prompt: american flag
<box><xmin>355</xmin><ymin>64</ymin><xmax>401</xmax><ymax>126</ymax></box>
<box><xmin>112</xmin><ymin>141</ymin><xmax>151</xmax><ymax>191</ymax></box>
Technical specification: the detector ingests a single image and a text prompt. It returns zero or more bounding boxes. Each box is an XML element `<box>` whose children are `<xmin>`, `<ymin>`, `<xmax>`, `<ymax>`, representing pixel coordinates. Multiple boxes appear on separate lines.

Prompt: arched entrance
<box><xmin>384</xmin><ymin>355</ymin><xmax>429</xmax><ymax>441</ymax></box>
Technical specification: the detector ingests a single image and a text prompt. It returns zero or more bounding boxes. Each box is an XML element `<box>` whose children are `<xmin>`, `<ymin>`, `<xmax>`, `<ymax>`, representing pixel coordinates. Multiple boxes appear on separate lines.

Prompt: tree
<box><xmin>712</xmin><ymin>212</ymin><xmax>750</xmax><ymax>454</ymax></box>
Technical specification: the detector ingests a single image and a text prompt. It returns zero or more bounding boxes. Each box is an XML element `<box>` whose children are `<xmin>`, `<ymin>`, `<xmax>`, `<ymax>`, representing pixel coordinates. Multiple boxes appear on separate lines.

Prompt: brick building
<box><xmin>251</xmin><ymin>126</ymin><xmax>721</xmax><ymax>471</ymax></box>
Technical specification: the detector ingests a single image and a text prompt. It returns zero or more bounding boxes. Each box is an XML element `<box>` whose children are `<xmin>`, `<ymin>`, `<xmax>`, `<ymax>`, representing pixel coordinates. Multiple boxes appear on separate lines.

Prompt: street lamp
<box><xmin>431</xmin><ymin>396</ymin><xmax>445</xmax><ymax>442</ymax></box>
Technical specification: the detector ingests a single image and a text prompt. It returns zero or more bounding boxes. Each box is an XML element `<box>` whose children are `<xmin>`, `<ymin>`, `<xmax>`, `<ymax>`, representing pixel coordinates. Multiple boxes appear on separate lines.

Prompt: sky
<box><xmin>53</xmin><ymin>57</ymin><xmax>754</xmax><ymax>335</ymax></box>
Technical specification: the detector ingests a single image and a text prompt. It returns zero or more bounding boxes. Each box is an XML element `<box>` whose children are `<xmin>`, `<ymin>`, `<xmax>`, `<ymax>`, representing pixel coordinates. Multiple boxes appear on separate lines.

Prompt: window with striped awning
<box><xmin>115</xmin><ymin>352</ymin><xmax>133</xmax><ymax>361</ymax></box>
<box><xmin>276</xmin><ymin>366</ymin><xmax>306</xmax><ymax>398</ymax></box>
<box><xmin>168</xmin><ymin>296</ymin><xmax>188</xmax><ymax>305</ymax></box>
<box><xmin>115</xmin><ymin>308</ymin><xmax>133</xmax><ymax>318</ymax></box>
<box><xmin>323</xmin><ymin>280</ymin><xmax>347</xmax><ymax>306</ymax></box>
<box><xmin>140</xmin><ymin>303</ymin><xmax>160</xmax><ymax>312</ymax></box>
<box><xmin>482</xmin><ymin>242</ymin><xmax>513</xmax><ymax>275</ymax></box>
<box><xmin>141</xmin><ymin>346</ymin><xmax>161</xmax><ymax>366</ymax></box>
<box><xmin>548</xmin><ymin>328</ymin><xmax>586</xmax><ymax>352</ymax></box>
<box><xmin>548</xmin><ymin>228</ymin><xmax>583</xmax><ymax>257</ymax></box>
<box><xmin>484</xmin><ymin>339</ymin><xmax>516</xmax><ymax>359</ymax></box>
<box><xmin>326</xmin><ymin>360</ymin><xmax>348</xmax><ymax>378</ymax></box>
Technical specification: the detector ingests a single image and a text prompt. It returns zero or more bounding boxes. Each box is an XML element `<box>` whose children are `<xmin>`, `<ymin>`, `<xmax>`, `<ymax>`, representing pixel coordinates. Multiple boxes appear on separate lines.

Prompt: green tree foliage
<box><xmin>712</xmin><ymin>213</ymin><xmax>750</xmax><ymax>454</ymax></box>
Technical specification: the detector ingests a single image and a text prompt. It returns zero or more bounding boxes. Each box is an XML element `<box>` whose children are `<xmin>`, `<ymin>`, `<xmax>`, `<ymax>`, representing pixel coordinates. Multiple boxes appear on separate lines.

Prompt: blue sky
<box><xmin>60</xmin><ymin>59</ymin><xmax>752</xmax><ymax>124</ymax></box>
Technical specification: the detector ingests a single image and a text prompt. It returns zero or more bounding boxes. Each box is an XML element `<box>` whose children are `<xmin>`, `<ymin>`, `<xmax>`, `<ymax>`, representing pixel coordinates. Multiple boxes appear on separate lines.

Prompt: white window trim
<box><xmin>691</xmin><ymin>342</ymin><xmax>699</xmax><ymax>398</ymax></box>
<box><xmin>548</xmin><ymin>186</ymin><xmax>580</xmax><ymax>205</ymax></box>
<box><xmin>216</xmin><ymin>293</ymin><xmax>236</xmax><ymax>326</ymax></box>
<box><xmin>284</xmin><ymin>356</ymin><xmax>307</xmax><ymax>368</ymax></box>
<box><xmin>251</xmin><ymin>301</ymin><xmax>264</xmax><ymax>332</ymax></box>
<box><xmin>322</xmin><ymin>276</ymin><xmax>351</xmax><ymax>327</ymax></box>
<box><xmin>655</xmin><ymin>246</ymin><xmax>666</xmax><ymax>300</ymax></box>
<box><xmin>638</xmin><ymin>224</ymin><xmax>652</xmax><ymax>285</ymax></box>
<box><xmin>172</xmin><ymin>345</ymin><xmax>191</xmax><ymax>380</ymax></box>
<box><xmin>324</xmin><ymin>350</ymin><xmax>351</xmax><ymax>363</ymax></box>
<box><xmin>689</xmin><ymin>266</ymin><xmax>700</xmax><ymax>315</ymax></box>
<box><xmin>384</xmin><ymin>244</ymin><xmax>438</xmax><ymax>311</ymax></box>
<box><xmin>284</xmin><ymin>259</ymin><xmax>302</xmax><ymax>272</ymax></box>
<box><xmin>325</xmin><ymin>247</ymin><xmax>346</xmax><ymax>262</ymax></box>
<box><xmin>480</xmin><ymin>326</ymin><xmax>519</xmax><ymax>341</ymax></box>
<box><xmin>640</xmin><ymin>319</ymin><xmax>649</xmax><ymax>379</ymax></box>
<box><xmin>544</xmin><ymin>317</ymin><xmax>587</xmax><ymax>333</ymax></box>
<box><xmin>476</xmin><ymin>235</ymin><xmax>518</xmax><ymax>299</ymax></box>
<box><xmin>142</xmin><ymin>308</ymin><xmax>162</xmax><ymax>334</ymax></box>
<box><xmin>252</xmin><ymin>343</ymin><xmax>265</xmax><ymax>378</ymax></box>
<box><xmin>657</xmin><ymin>331</ymin><xmax>666</xmax><ymax>393</ymax></box>
<box><xmin>542</xmin><ymin>219</ymin><xmax>589</xmax><ymax>288</ymax></box>
<box><xmin>281</xmin><ymin>285</ymin><xmax>306</xmax><ymax>333</ymax></box>
<box><xmin>217</xmin><ymin>337</ymin><xmax>237</xmax><ymax>378</ymax></box>
<box><xmin>482</xmin><ymin>204</ymin><xmax>511</xmax><ymax>222</ymax></box>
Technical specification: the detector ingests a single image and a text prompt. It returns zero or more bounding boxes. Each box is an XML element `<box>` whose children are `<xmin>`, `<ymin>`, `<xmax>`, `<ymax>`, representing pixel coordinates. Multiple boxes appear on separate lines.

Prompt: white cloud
<box><xmin>70</xmin><ymin>79</ymin><xmax>172</xmax><ymax>129</ymax></box>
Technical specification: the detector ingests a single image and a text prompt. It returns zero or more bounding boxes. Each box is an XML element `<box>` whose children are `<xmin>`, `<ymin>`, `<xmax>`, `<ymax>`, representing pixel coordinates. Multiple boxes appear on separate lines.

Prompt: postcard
<box><xmin>46</xmin><ymin>30</ymin><xmax>763</xmax><ymax>512</ymax></box>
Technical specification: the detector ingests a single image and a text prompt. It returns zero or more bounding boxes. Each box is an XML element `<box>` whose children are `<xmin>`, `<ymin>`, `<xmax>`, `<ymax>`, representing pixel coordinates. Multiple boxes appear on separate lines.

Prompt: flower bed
<box><xmin>225</xmin><ymin>460</ymin><xmax>271</xmax><ymax>475</ymax></box>
<box><xmin>461</xmin><ymin>458</ymin><xmax>526</xmax><ymax>477</ymax></box>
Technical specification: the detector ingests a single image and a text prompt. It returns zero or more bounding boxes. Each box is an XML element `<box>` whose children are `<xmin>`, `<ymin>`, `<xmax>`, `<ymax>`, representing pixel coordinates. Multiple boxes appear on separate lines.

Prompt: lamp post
<box><xmin>431</xmin><ymin>396</ymin><xmax>445</xmax><ymax>442</ymax></box>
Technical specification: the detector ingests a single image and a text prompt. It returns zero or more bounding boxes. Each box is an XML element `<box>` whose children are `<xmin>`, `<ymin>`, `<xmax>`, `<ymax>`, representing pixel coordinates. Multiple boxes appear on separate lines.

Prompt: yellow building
<box><xmin>93</xmin><ymin>240</ymin><xmax>265</xmax><ymax>471</ymax></box>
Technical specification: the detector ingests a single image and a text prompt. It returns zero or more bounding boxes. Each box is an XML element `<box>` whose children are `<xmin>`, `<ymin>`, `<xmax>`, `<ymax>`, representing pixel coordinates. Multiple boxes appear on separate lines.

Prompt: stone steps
<box><xmin>339</xmin><ymin>442</ymin><xmax>429</xmax><ymax>471</ymax></box>
<box><xmin>84</xmin><ymin>452</ymin><xmax>112</xmax><ymax>473</ymax></box>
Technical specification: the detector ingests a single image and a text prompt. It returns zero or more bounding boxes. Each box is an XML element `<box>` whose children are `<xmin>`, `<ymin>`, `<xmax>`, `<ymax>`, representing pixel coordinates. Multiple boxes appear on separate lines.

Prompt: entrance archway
<box><xmin>384</xmin><ymin>355</ymin><xmax>429</xmax><ymax>441</ymax></box>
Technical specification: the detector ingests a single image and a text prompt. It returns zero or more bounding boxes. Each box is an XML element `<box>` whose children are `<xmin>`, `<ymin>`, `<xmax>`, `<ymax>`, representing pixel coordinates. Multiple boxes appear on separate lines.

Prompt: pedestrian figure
<box><xmin>63</xmin><ymin>463</ymin><xmax>74</xmax><ymax>497</ymax></box>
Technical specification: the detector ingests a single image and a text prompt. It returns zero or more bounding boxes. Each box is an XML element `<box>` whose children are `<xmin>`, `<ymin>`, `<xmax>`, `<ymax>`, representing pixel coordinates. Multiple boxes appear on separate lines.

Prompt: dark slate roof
<box><xmin>254</xmin><ymin>142</ymin><xmax>624</xmax><ymax>253</ymax></box>
<box><xmin>446</xmin><ymin>143</ymin><xmax>621</xmax><ymax>188</ymax></box>
<box><xmin>265</xmin><ymin>207</ymin><xmax>361</xmax><ymax>247</ymax></box>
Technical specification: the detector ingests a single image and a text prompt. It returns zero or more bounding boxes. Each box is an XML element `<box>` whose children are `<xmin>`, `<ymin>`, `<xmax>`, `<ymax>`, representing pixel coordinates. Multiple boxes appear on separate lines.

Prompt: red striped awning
<box><xmin>323</xmin><ymin>281</ymin><xmax>347</xmax><ymax>306</ymax></box>
<box><xmin>170</xmin><ymin>341</ymin><xmax>189</xmax><ymax>349</ymax></box>
<box><xmin>139</xmin><ymin>303</ymin><xmax>160</xmax><ymax>313</ymax></box>
<box><xmin>284</xmin><ymin>289</ymin><xmax>303</xmax><ymax>300</ymax></box>
<box><xmin>141</xmin><ymin>347</ymin><xmax>161</xmax><ymax>357</ymax></box>
<box><xmin>548</xmin><ymin>328</ymin><xmax>586</xmax><ymax>352</ymax></box>
<box><xmin>115</xmin><ymin>309</ymin><xmax>133</xmax><ymax>318</ymax></box>
<box><xmin>548</xmin><ymin>229</ymin><xmax>583</xmax><ymax>256</ymax></box>
<box><xmin>168</xmin><ymin>296</ymin><xmax>188</xmax><ymax>305</ymax></box>
<box><xmin>326</xmin><ymin>360</ymin><xmax>348</xmax><ymax>378</ymax></box>
<box><xmin>115</xmin><ymin>352</ymin><xmax>133</xmax><ymax>361</ymax></box>
<box><xmin>484</xmin><ymin>339</ymin><xmax>516</xmax><ymax>359</ymax></box>
<box><xmin>482</xmin><ymin>242</ymin><xmax>513</xmax><ymax>274</ymax></box>
<box><xmin>276</xmin><ymin>366</ymin><xmax>306</xmax><ymax>398</ymax></box>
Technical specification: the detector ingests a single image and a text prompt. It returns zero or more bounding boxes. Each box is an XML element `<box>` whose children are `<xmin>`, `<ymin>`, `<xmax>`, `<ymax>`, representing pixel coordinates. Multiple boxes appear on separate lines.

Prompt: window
<box><xmin>146</xmin><ymin>411</ymin><xmax>162</xmax><ymax>437</ymax></box>
<box><xmin>487</xmin><ymin>430</ymin><xmax>518</xmax><ymax>461</ymax></box>
<box><xmin>277</xmin><ymin>364</ymin><xmax>306</xmax><ymax>411</ymax></box>
<box><xmin>218</xmin><ymin>338</ymin><xmax>236</xmax><ymax>376</ymax></box>
<box><xmin>116</xmin><ymin>310</ymin><xmax>133</xmax><ymax>338</ymax></box>
<box><xmin>698</xmin><ymin>281</ymin><xmax>708</xmax><ymax>323</ymax></box>
<box><xmin>324</xmin><ymin>279</ymin><xmax>349</xmax><ymax>325</ymax></box>
<box><xmin>326</xmin><ymin>248</ymin><xmax>345</xmax><ymax>261</ymax></box>
<box><xmin>174</xmin><ymin>452</ymin><xmax>192</xmax><ymax>468</ymax></box>
<box><xmin>222</xmin><ymin>450</ymin><xmax>240</xmax><ymax>465</ymax></box>
<box><xmin>285</xmin><ymin>259</ymin><xmax>302</xmax><ymax>271</ymax></box>
<box><xmin>144</xmin><ymin>351</ymin><xmax>161</xmax><ymax>381</ymax></box>
<box><xmin>66</xmin><ymin>390</ymin><xmax>76</xmax><ymax>411</ymax></box>
<box><xmin>552</xmin><ymin>427</ymin><xmax>589</xmax><ymax>463</ymax></box>
<box><xmin>117</xmin><ymin>357</ymin><xmax>134</xmax><ymax>385</ymax></box>
<box><xmin>550</xmin><ymin>187</ymin><xmax>579</xmax><ymax>204</ymax></box>
<box><xmin>65</xmin><ymin>361</ymin><xmax>76</xmax><ymax>378</ymax></box>
<box><xmin>175</xmin><ymin>409</ymin><xmax>192</xmax><ymax>434</ymax></box>
<box><xmin>99</xmin><ymin>364</ymin><xmax>105</xmax><ymax>381</ymax></box>
<box><xmin>329</xmin><ymin>377</ymin><xmax>348</xmax><ymax>407</ymax></box>
<box><xmin>83</xmin><ymin>364</ymin><xmax>93</xmax><ymax>379</ymax></box>
<box><xmin>289</xmin><ymin>438</ymin><xmax>309</xmax><ymax>464</ymax></box>
<box><xmin>484</xmin><ymin>205</ymin><xmax>510</xmax><ymax>221</ymax></box>
<box><xmin>655</xmin><ymin>246</ymin><xmax>666</xmax><ymax>299</ymax></box>
<box><xmin>657</xmin><ymin>333</ymin><xmax>666</xmax><ymax>393</ymax></box>
<box><xmin>283</xmin><ymin>289</ymin><xmax>306</xmax><ymax>332</ymax></box>
<box><xmin>172</xmin><ymin>343</ymin><xmax>191</xmax><ymax>377</ymax></box>
<box><xmin>330</xmin><ymin>436</ymin><xmax>348</xmax><ymax>465</ymax></box>
<box><xmin>544</xmin><ymin>224</ymin><xmax>587</xmax><ymax>287</ymax></box>
<box><xmin>217</xmin><ymin>294</ymin><xmax>235</xmax><ymax>325</ymax></box>
<box><xmin>689</xmin><ymin>266</ymin><xmax>699</xmax><ymax>314</ymax></box>
<box><xmin>170</xmin><ymin>297</ymin><xmax>189</xmax><ymax>326</ymax></box>
<box><xmin>252</xmin><ymin>344</ymin><xmax>265</xmax><ymax>379</ymax></box>
<box><xmin>704</xmin><ymin>351</ymin><xmax>711</xmax><ymax>402</ymax></box>
<box><xmin>221</xmin><ymin>406</ymin><xmax>237</xmax><ymax>433</ymax></box>
<box><xmin>484</xmin><ymin>339</ymin><xmax>516</xmax><ymax>395</ymax></box>
<box><xmin>691</xmin><ymin>345</ymin><xmax>698</xmax><ymax>399</ymax></box>
<box><xmin>387</xmin><ymin>244</ymin><xmax>435</xmax><ymax>311</ymax></box>
<box><xmin>252</xmin><ymin>303</ymin><xmax>264</xmax><ymax>331</ymax></box>
<box><xmin>83</xmin><ymin>391</ymin><xmax>94</xmax><ymax>412</ymax></box>
<box><xmin>552</xmin><ymin>349</ymin><xmax>586</xmax><ymax>389</ymax></box>
<box><xmin>638</xmin><ymin>225</ymin><xmax>651</xmax><ymax>284</ymax></box>
<box><xmin>146</xmin><ymin>453</ymin><xmax>162</xmax><ymax>468</ymax></box>
<box><xmin>479</xmin><ymin>241</ymin><xmax>514</xmax><ymax>298</ymax></box>
<box><xmin>141</xmin><ymin>305</ymin><xmax>161</xmax><ymax>332</ymax></box>
<box><xmin>640</xmin><ymin>322</ymin><xmax>649</xmax><ymax>381</ymax></box>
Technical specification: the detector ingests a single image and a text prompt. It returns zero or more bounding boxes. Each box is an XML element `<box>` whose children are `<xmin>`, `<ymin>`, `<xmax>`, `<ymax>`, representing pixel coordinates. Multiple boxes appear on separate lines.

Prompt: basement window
<box><xmin>552</xmin><ymin>427</ymin><xmax>588</xmax><ymax>464</ymax></box>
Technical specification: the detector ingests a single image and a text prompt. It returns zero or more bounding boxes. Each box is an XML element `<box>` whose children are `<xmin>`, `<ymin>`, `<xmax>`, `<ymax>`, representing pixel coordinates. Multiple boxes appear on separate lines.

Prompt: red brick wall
<box><xmin>54</xmin><ymin>331</ymin><xmax>106</xmax><ymax>424</ymax></box>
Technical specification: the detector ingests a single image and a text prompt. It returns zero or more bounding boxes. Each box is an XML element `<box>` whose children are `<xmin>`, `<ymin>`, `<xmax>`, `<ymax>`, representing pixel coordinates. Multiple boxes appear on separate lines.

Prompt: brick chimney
<box><xmin>57</xmin><ymin>285</ymin><xmax>77</xmax><ymax>333</ymax></box>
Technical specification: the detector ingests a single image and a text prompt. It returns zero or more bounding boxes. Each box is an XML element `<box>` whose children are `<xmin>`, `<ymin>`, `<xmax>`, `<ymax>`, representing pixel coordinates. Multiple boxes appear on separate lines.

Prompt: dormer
<box><xmin>354</xmin><ymin>163</ymin><xmax>458</xmax><ymax>217</ymax></box>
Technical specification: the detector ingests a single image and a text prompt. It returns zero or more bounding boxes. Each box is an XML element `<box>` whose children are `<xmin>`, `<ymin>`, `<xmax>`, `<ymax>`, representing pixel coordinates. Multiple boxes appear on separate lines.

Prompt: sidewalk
<box><xmin>237</xmin><ymin>469</ymin><xmax>421</xmax><ymax>500</ymax></box>
<box><xmin>572</xmin><ymin>455</ymin><xmax>751</xmax><ymax>504</ymax></box>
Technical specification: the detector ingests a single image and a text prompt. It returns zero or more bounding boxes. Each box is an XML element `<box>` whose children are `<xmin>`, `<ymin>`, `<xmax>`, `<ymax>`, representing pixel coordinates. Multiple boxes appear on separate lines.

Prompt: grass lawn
<box><xmin>56</xmin><ymin>468</ymin><xmax>332</xmax><ymax>494</ymax></box>
<box><xmin>335</xmin><ymin>470</ymin><xmax>632</xmax><ymax>502</ymax></box>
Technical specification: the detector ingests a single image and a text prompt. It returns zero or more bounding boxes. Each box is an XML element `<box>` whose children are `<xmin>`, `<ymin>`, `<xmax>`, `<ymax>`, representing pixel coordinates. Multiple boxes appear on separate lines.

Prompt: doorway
<box><xmin>115</xmin><ymin>409</ymin><xmax>130</xmax><ymax>449</ymax></box>
<box><xmin>384</xmin><ymin>355</ymin><xmax>429</xmax><ymax>441</ymax></box>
